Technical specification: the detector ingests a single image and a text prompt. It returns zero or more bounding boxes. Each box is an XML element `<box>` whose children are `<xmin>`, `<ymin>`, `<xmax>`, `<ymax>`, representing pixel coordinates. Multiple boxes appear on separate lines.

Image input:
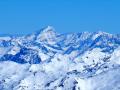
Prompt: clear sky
<box><xmin>0</xmin><ymin>0</ymin><xmax>120</xmax><ymax>35</ymax></box>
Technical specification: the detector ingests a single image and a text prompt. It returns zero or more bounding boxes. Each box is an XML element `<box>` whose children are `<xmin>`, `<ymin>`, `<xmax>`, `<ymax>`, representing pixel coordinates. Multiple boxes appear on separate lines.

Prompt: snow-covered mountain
<box><xmin>0</xmin><ymin>26</ymin><xmax>120</xmax><ymax>90</ymax></box>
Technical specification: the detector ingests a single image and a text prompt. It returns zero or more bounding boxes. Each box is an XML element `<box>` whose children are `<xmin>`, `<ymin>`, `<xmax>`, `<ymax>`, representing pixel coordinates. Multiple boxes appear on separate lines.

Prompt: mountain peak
<box><xmin>33</xmin><ymin>26</ymin><xmax>55</xmax><ymax>36</ymax></box>
<box><xmin>39</xmin><ymin>26</ymin><xmax>57</xmax><ymax>36</ymax></box>
<box><xmin>35</xmin><ymin>26</ymin><xmax>58</xmax><ymax>44</ymax></box>
<box><xmin>42</xmin><ymin>26</ymin><xmax>55</xmax><ymax>33</ymax></box>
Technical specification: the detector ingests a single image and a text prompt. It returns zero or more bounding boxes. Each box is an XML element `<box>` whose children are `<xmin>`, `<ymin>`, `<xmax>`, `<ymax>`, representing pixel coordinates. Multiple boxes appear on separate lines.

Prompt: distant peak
<box><xmin>35</xmin><ymin>26</ymin><xmax>58</xmax><ymax>44</ymax></box>
<box><xmin>42</xmin><ymin>26</ymin><xmax>55</xmax><ymax>33</ymax></box>
<box><xmin>33</xmin><ymin>25</ymin><xmax>56</xmax><ymax>36</ymax></box>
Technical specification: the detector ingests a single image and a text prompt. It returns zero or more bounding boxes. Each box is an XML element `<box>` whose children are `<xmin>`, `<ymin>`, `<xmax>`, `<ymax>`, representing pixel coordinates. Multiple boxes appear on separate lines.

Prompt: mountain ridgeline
<box><xmin>0</xmin><ymin>26</ymin><xmax>120</xmax><ymax>64</ymax></box>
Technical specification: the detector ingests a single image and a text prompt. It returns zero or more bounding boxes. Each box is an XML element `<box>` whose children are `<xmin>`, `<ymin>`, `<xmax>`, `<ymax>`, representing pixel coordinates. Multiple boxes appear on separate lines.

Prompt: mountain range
<box><xmin>0</xmin><ymin>26</ymin><xmax>120</xmax><ymax>90</ymax></box>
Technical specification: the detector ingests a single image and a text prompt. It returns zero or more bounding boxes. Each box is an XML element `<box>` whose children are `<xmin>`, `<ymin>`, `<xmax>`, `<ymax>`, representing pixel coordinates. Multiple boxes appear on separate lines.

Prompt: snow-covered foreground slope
<box><xmin>0</xmin><ymin>26</ymin><xmax>120</xmax><ymax>90</ymax></box>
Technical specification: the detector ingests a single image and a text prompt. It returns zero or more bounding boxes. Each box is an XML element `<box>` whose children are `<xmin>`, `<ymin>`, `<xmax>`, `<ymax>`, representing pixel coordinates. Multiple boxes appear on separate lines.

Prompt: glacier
<box><xmin>0</xmin><ymin>26</ymin><xmax>120</xmax><ymax>90</ymax></box>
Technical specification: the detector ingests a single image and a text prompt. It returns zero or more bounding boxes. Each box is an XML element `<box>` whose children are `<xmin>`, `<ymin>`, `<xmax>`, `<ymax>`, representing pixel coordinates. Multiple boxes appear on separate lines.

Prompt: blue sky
<box><xmin>0</xmin><ymin>0</ymin><xmax>120</xmax><ymax>35</ymax></box>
